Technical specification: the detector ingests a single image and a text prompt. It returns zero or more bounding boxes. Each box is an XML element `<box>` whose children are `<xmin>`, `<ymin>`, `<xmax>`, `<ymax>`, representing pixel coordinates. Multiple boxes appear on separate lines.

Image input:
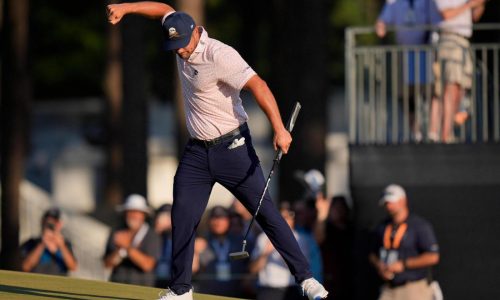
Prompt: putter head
<box><xmin>229</xmin><ymin>251</ymin><xmax>249</xmax><ymax>260</ymax></box>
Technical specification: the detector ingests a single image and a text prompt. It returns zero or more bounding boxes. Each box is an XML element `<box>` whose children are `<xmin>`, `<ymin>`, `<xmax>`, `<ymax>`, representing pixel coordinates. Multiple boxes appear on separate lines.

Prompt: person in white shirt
<box><xmin>429</xmin><ymin>0</ymin><xmax>485</xmax><ymax>142</ymax></box>
<box><xmin>250</xmin><ymin>202</ymin><xmax>309</xmax><ymax>300</ymax></box>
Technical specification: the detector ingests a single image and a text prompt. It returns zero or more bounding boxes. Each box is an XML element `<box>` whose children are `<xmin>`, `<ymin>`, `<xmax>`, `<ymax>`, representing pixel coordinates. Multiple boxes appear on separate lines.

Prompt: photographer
<box><xmin>21</xmin><ymin>207</ymin><xmax>78</xmax><ymax>275</ymax></box>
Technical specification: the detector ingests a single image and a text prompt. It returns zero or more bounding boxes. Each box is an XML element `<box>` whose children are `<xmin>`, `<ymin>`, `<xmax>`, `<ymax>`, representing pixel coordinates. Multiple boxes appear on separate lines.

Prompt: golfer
<box><xmin>107</xmin><ymin>2</ymin><xmax>328</xmax><ymax>300</ymax></box>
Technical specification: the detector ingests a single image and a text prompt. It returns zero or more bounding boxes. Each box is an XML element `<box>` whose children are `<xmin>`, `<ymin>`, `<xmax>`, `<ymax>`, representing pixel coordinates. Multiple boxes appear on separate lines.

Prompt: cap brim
<box><xmin>379</xmin><ymin>197</ymin><xmax>399</xmax><ymax>206</ymax></box>
<box><xmin>163</xmin><ymin>37</ymin><xmax>190</xmax><ymax>51</ymax></box>
<box><xmin>116</xmin><ymin>205</ymin><xmax>152</xmax><ymax>215</ymax></box>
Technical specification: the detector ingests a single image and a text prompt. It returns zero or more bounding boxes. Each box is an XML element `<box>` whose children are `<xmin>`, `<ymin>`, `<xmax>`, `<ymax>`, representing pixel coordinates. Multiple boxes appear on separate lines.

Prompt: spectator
<box><xmin>155</xmin><ymin>204</ymin><xmax>173</xmax><ymax>287</ymax></box>
<box><xmin>229</xmin><ymin>198</ymin><xmax>260</xmax><ymax>242</ymax></box>
<box><xmin>316</xmin><ymin>195</ymin><xmax>355</xmax><ymax>300</ymax></box>
<box><xmin>429</xmin><ymin>0</ymin><xmax>486</xmax><ymax>142</ymax></box>
<box><xmin>104</xmin><ymin>194</ymin><xmax>160</xmax><ymax>286</ymax></box>
<box><xmin>369</xmin><ymin>184</ymin><xmax>440</xmax><ymax>300</ymax></box>
<box><xmin>376</xmin><ymin>0</ymin><xmax>442</xmax><ymax>142</ymax></box>
<box><xmin>193</xmin><ymin>205</ymin><xmax>251</xmax><ymax>298</ymax></box>
<box><xmin>249</xmin><ymin>202</ymin><xmax>304</xmax><ymax>300</ymax></box>
<box><xmin>294</xmin><ymin>199</ymin><xmax>324</xmax><ymax>283</ymax></box>
<box><xmin>21</xmin><ymin>207</ymin><xmax>77</xmax><ymax>275</ymax></box>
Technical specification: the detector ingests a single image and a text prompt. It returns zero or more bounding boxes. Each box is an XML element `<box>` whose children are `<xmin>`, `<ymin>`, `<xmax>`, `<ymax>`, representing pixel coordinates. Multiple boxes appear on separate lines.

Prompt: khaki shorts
<box><xmin>379</xmin><ymin>279</ymin><xmax>433</xmax><ymax>300</ymax></box>
<box><xmin>434</xmin><ymin>33</ymin><xmax>473</xmax><ymax>96</ymax></box>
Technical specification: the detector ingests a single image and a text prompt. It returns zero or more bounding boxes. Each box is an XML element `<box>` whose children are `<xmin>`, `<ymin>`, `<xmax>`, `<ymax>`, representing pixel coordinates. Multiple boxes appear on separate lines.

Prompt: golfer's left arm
<box><xmin>107</xmin><ymin>1</ymin><xmax>175</xmax><ymax>24</ymax></box>
<box><xmin>244</xmin><ymin>75</ymin><xmax>292</xmax><ymax>154</ymax></box>
<box><xmin>127</xmin><ymin>247</ymin><xmax>157</xmax><ymax>272</ymax></box>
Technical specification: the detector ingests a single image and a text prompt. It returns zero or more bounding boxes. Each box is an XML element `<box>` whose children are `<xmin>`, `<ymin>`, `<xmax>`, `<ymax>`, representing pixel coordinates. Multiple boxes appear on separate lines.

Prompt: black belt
<box><xmin>387</xmin><ymin>278</ymin><xmax>427</xmax><ymax>288</ymax></box>
<box><xmin>190</xmin><ymin>123</ymin><xmax>248</xmax><ymax>148</ymax></box>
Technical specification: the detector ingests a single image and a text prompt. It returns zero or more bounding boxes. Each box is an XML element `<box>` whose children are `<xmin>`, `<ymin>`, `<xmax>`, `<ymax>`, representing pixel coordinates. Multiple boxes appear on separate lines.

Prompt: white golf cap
<box><xmin>117</xmin><ymin>194</ymin><xmax>152</xmax><ymax>215</ymax></box>
<box><xmin>304</xmin><ymin>169</ymin><xmax>325</xmax><ymax>193</ymax></box>
<box><xmin>380</xmin><ymin>184</ymin><xmax>406</xmax><ymax>205</ymax></box>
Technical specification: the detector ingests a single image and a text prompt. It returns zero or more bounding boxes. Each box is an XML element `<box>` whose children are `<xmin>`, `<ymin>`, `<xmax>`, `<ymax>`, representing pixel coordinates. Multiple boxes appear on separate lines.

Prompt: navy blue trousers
<box><xmin>169</xmin><ymin>127</ymin><xmax>312</xmax><ymax>294</ymax></box>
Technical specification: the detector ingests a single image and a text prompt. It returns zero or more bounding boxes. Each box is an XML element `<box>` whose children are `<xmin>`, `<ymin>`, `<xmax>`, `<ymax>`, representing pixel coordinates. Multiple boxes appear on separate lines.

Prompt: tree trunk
<box><xmin>121</xmin><ymin>12</ymin><xmax>148</xmax><ymax>199</ymax></box>
<box><xmin>0</xmin><ymin>0</ymin><xmax>30</xmax><ymax>270</ymax></box>
<box><xmin>269</xmin><ymin>0</ymin><xmax>329</xmax><ymax>202</ymax></box>
<box><xmin>103</xmin><ymin>0</ymin><xmax>123</xmax><ymax>212</ymax></box>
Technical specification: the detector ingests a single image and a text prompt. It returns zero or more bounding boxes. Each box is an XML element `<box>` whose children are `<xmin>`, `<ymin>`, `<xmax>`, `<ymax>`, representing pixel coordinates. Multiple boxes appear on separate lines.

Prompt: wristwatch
<box><xmin>118</xmin><ymin>248</ymin><xmax>128</xmax><ymax>259</ymax></box>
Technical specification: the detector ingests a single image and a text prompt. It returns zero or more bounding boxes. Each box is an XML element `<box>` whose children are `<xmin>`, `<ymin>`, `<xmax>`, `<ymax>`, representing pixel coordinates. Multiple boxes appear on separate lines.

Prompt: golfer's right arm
<box><xmin>107</xmin><ymin>1</ymin><xmax>175</xmax><ymax>24</ymax></box>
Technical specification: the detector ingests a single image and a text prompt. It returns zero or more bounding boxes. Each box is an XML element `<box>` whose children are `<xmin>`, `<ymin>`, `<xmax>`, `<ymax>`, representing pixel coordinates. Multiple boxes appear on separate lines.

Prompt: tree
<box><xmin>269</xmin><ymin>0</ymin><xmax>330</xmax><ymax>202</ymax></box>
<box><xmin>121</xmin><ymin>11</ymin><xmax>148</xmax><ymax>199</ymax></box>
<box><xmin>103</xmin><ymin>0</ymin><xmax>124</xmax><ymax>211</ymax></box>
<box><xmin>0</xmin><ymin>0</ymin><xmax>31</xmax><ymax>270</ymax></box>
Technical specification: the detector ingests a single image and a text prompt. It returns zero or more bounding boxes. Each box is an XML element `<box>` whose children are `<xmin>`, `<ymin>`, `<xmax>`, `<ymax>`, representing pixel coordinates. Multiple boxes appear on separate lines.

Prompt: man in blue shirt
<box><xmin>369</xmin><ymin>184</ymin><xmax>440</xmax><ymax>300</ymax></box>
<box><xmin>376</xmin><ymin>0</ymin><xmax>442</xmax><ymax>142</ymax></box>
<box><xmin>21</xmin><ymin>208</ymin><xmax>78</xmax><ymax>275</ymax></box>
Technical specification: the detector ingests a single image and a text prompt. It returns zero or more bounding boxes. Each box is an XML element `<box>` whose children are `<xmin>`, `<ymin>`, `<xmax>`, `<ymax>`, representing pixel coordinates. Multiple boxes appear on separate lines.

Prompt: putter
<box><xmin>229</xmin><ymin>101</ymin><xmax>302</xmax><ymax>260</ymax></box>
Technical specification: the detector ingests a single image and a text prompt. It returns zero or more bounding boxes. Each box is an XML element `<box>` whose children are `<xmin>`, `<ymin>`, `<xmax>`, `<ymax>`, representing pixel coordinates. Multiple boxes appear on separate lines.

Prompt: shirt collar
<box><xmin>187</xmin><ymin>27</ymin><xmax>207</xmax><ymax>63</ymax></box>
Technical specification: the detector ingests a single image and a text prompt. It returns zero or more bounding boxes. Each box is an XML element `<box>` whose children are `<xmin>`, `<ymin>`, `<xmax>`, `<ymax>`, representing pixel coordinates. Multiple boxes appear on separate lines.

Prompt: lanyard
<box><xmin>383</xmin><ymin>223</ymin><xmax>408</xmax><ymax>250</ymax></box>
<box><xmin>211</xmin><ymin>239</ymin><xmax>230</xmax><ymax>263</ymax></box>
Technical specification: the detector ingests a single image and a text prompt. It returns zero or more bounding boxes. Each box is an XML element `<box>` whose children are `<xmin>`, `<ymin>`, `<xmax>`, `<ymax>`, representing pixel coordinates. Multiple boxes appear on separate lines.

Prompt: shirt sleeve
<box><xmin>378</xmin><ymin>2</ymin><xmax>394</xmax><ymax>24</ymax></box>
<box><xmin>428</xmin><ymin>0</ymin><xmax>444</xmax><ymax>24</ymax></box>
<box><xmin>20</xmin><ymin>238</ymin><xmax>37</xmax><ymax>258</ymax></box>
<box><xmin>435</xmin><ymin>0</ymin><xmax>454</xmax><ymax>11</ymax></box>
<box><xmin>214</xmin><ymin>45</ymin><xmax>256</xmax><ymax>91</ymax></box>
<box><xmin>416</xmin><ymin>220</ymin><xmax>440</xmax><ymax>253</ymax></box>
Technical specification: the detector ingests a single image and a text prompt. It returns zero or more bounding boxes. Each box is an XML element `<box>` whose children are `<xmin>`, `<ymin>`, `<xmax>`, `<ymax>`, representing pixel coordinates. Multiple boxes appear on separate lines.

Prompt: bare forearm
<box><xmin>107</xmin><ymin>1</ymin><xmax>174</xmax><ymax>25</ymax></box>
<box><xmin>128</xmin><ymin>247</ymin><xmax>156</xmax><ymax>272</ymax></box>
<box><xmin>405</xmin><ymin>252</ymin><xmax>439</xmax><ymax>269</ymax></box>
<box><xmin>60</xmin><ymin>244</ymin><xmax>78</xmax><ymax>271</ymax></box>
<box><xmin>121</xmin><ymin>2</ymin><xmax>173</xmax><ymax>19</ymax></box>
<box><xmin>104</xmin><ymin>250</ymin><xmax>122</xmax><ymax>268</ymax></box>
<box><xmin>192</xmin><ymin>253</ymin><xmax>201</xmax><ymax>274</ymax></box>
<box><xmin>441</xmin><ymin>3</ymin><xmax>471</xmax><ymax>20</ymax></box>
<box><xmin>472</xmin><ymin>5</ymin><xmax>485</xmax><ymax>22</ymax></box>
<box><xmin>245</xmin><ymin>76</ymin><xmax>286</xmax><ymax>133</ymax></box>
<box><xmin>314</xmin><ymin>220</ymin><xmax>327</xmax><ymax>245</ymax></box>
<box><xmin>249</xmin><ymin>254</ymin><xmax>269</xmax><ymax>274</ymax></box>
<box><xmin>22</xmin><ymin>243</ymin><xmax>45</xmax><ymax>272</ymax></box>
<box><xmin>369</xmin><ymin>253</ymin><xmax>380</xmax><ymax>268</ymax></box>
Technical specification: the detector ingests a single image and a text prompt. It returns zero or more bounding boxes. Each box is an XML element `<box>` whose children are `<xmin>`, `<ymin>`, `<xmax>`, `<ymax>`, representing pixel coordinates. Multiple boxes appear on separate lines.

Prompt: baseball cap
<box><xmin>210</xmin><ymin>205</ymin><xmax>230</xmax><ymax>219</ymax></box>
<box><xmin>156</xmin><ymin>203</ymin><xmax>172</xmax><ymax>214</ymax></box>
<box><xmin>43</xmin><ymin>207</ymin><xmax>61</xmax><ymax>220</ymax></box>
<box><xmin>162</xmin><ymin>12</ymin><xmax>196</xmax><ymax>51</ymax></box>
<box><xmin>117</xmin><ymin>194</ymin><xmax>152</xmax><ymax>215</ymax></box>
<box><xmin>380</xmin><ymin>184</ymin><xmax>406</xmax><ymax>205</ymax></box>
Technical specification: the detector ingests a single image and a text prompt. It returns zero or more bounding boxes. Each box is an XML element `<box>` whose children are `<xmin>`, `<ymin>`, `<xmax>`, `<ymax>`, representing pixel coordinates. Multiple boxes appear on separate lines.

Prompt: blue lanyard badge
<box><xmin>211</xmin><ymin>240</ymin><xmax>231</xmax><ymax>281</ymax></box>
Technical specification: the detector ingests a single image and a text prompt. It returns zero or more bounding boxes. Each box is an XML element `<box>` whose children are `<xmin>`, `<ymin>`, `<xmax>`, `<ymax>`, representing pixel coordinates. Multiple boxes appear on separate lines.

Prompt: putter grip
<box><xmin>276</xmin><ymin>102</ymin><xmax>301</xmax><ymax>160</ymax></box>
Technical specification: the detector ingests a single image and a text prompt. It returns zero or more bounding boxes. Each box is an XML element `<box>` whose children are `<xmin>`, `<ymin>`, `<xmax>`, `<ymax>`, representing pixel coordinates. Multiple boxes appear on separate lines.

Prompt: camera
<box><xmin>45</xmin><ymin>223</ymin><xmax>56</xmax><ymax>231</ymax></box>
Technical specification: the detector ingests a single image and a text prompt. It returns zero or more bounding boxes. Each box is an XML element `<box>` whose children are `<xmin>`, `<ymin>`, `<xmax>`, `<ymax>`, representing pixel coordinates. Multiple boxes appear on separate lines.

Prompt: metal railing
<box><xmin>346</xmin><ymin>24</ymin><xmax>500</xmax><ymax>144</ymax></box>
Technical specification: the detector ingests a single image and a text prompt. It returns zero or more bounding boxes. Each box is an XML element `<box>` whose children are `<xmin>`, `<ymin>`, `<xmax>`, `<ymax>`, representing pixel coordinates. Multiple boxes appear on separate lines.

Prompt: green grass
<box><xmin>0</xmin><ymin>270</ymin><xmax>246</xmax><ymax>300</ymax></box>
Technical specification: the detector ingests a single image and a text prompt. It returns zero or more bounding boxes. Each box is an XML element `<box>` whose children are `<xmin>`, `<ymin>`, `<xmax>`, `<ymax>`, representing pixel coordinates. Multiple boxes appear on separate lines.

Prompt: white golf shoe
<box><xmin>157</xmin><ymin>288</ymin><xmax>193</xmax><ymax>300</ymax></box>
<box><xmin>301</xmin><ymin>278</ymin><xmax>329</xmax><ymax>300</ymax></box>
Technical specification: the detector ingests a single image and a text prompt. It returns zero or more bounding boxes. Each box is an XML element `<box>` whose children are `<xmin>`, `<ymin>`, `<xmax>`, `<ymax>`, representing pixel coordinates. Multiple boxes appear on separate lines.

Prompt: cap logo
<box><xmin>168</xmin><ymin>27</ymin><xmax>180</xmax><ymax>39</ymax></box>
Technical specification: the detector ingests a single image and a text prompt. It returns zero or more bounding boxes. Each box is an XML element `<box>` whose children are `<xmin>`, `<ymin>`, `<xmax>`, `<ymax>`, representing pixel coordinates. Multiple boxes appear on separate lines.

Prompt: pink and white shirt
<box><xmin>175</xmin><ymin>28</ymin><xmax>256</xmax><ymax>140</ymax></box>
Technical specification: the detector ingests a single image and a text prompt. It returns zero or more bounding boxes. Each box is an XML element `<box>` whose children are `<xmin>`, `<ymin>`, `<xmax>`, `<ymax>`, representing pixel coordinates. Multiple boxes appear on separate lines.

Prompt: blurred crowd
<box><xmin>19</xmin><ymin>169</ymin><xmax>355</xmax><ymax>299</ymax></box>
<box><xmin>19</xmin><ymin>168</ymin><xmax>442</xmax><ymax>300</ymax></box>
<box><xmin>20</xmin><ymin>0</ymin><xmax>494</xmax><ymax>298</ymax></box>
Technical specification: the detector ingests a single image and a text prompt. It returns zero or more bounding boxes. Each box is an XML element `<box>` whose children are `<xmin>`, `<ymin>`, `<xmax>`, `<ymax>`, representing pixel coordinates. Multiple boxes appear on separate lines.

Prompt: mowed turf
<box><xmin>0</xmin><ymin>270</ymin><xmax>246</xmax><ymax>300</ymax></box>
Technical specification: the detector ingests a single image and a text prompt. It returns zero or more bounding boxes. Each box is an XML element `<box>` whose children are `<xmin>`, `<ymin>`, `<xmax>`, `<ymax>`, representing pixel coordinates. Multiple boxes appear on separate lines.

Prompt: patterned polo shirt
<box><xmin>175</xmin><ymin>28</ymin><xmax>256</xmax><ymax>140</ymax></box>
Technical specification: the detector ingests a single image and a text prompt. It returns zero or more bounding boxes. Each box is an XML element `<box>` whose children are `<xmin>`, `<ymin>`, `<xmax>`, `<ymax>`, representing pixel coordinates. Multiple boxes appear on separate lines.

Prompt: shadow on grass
<box><xmin>0</xmin><ymin>284</ymin><xmax>144</xmax><ymax>300</ymax></box>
